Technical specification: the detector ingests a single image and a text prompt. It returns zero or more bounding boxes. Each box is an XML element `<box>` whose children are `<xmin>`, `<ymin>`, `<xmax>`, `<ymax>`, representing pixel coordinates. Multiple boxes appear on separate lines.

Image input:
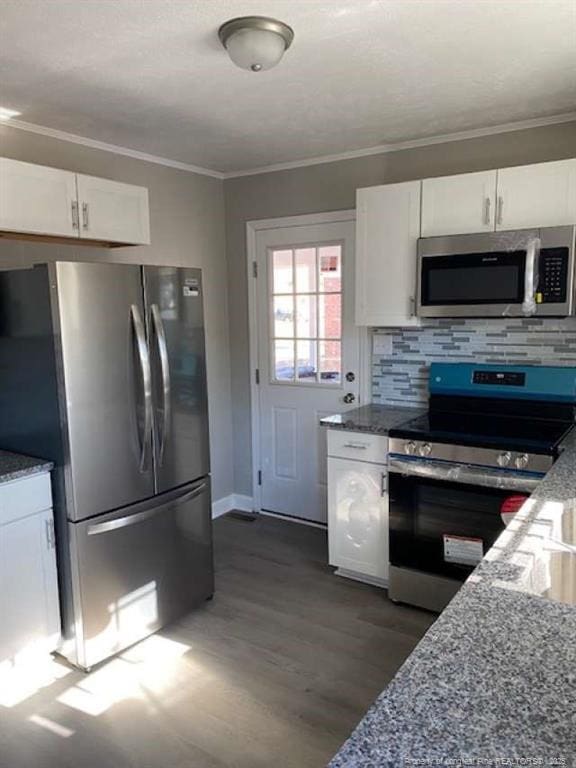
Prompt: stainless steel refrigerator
<box><xmin>0</xmin><ymin>252</ymin><xmax>213</xmax><ymax>670</ymax></box>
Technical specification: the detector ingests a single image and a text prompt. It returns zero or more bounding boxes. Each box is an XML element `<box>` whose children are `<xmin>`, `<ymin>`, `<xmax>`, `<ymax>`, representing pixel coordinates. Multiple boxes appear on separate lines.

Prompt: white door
<box><xmin>355</xmin><ymin>181</ymin><xmax>421</xmax><ymax>326</ymax></box>
<box><xmin>76</xmin><ymin>173</ymin><xmax>151</xmax><ymax>244</ymax></box>
<box><xmin>496</xmin><ymin>159</ymin><xmax>576</xmax><ymax>230</ymax></box>
<box><xmin>255</xmin><ymin>219</ymin><xmax>361</xmax><ymax>523</ymax></box>
<box><xmin>0</xmin><ymin>508</ymin><xmax>60</xmax><ymax>662</ymax></box>
<box><xmin>0</xmin><ymin>157</ymin><xmax>78</xmax><ymax>238</ymax></box>
<box><xmin>327</xmin><ymin>457</ymin><xmax>388</xmax><ymax>580</ymax></box>
<box><xmin>421</xmin><ymin>170</ymin><xmax>497</xmax><ymax>236</ymax></box>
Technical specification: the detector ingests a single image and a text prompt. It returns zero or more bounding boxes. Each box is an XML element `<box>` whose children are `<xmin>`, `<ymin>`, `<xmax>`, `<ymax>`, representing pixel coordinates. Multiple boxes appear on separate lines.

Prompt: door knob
<box><xmin>343</xmin><ymin>393</ymin><xmax>356</xmax><ymax>404</ymax></box>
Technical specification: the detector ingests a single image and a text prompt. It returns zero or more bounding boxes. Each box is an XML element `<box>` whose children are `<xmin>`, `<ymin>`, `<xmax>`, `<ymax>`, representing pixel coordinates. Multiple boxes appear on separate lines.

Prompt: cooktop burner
<box><xmin>389</xmin><ymin>412</ymin><xmax>573</xmax><ymax>455</ymax></box>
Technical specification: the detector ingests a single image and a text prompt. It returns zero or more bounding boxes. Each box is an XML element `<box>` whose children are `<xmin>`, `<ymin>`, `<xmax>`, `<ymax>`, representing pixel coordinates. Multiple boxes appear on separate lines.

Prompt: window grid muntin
<box><xmin>269</xmin><ymin>242</ymin><xmax>343</xmax><ymax>385</ymax></box>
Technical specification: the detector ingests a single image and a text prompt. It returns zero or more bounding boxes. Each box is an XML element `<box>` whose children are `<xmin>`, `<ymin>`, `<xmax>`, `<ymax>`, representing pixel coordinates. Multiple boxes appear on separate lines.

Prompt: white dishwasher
<box><xmin>327</xmin><ymin>429</ymin><xmax>389</xmax><ymax>586</ymax></box>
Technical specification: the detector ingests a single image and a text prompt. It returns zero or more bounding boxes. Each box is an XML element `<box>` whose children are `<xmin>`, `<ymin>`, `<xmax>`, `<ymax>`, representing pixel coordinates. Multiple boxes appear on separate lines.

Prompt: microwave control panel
<box><xmin>538</xmin><ymin>247</ymin><xmax>569</xmax><ymax>303</ymax></box>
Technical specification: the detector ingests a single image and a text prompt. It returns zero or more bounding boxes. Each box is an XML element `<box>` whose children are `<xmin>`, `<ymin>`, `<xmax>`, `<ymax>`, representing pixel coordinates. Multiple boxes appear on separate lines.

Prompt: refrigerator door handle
<box><xmin>130</xmin><ymin>303</ymin><xmax>153</xmax><ymax>472</ymax></box>
<box><xmin>86</xmin><ymin>481</ymin><xmax>209</xmax><ymax>535</ymax></box>
<box><xmin>151</xmin><ymin>303</ymin><xmax>171</xmax><ymax>465</ymax></box>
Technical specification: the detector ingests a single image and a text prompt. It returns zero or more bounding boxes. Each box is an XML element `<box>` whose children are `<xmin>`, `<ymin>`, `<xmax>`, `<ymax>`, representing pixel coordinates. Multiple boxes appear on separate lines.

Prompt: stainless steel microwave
<box><xmin>417</xmin><ymin>226</ymin><xmax>576</xmax><ymax>318</ymax></box>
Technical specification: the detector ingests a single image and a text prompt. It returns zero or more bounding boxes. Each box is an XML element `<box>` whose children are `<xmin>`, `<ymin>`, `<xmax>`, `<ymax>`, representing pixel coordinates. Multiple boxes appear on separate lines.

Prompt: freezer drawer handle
<box><xmin>130</xmin><ymin>303</ymin><xmax>153</xmax><ymax>472</ymax></box>
<box><xmin>151</xmin><ymin>303</ymin><xmax>172</xmax><ymax>465</ymax></box>
<box><xmin>86</xmin><ymin>482</ymin><xmax>208</xmax><ymax>536</ymax></box>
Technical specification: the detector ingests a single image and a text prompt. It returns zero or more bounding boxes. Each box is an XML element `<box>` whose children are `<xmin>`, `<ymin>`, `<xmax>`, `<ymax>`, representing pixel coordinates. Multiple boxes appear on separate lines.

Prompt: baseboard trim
<box><xmin>259</xmin><ymin>509</ymin><xmax>327</xmax><ymax>530</ymax></box>
<box><xmin>212</xmin><ymin>494</ymin><xmax>254</xmax><ymax>519</ymax></box>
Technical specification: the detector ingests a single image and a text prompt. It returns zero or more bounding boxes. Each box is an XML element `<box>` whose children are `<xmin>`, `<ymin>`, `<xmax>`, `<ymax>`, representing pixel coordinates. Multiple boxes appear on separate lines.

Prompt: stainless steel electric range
<box><xmin>387</xmin><ymin>363</ymin><xmax>576</xmax><ymax>612</ymax></box>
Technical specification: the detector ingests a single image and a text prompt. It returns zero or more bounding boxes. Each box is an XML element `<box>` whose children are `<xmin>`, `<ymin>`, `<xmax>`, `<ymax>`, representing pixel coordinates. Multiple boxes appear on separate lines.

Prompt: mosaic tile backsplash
<box><xmin>372</xmin><ymin>318</ymin><xmax>576</xmax><ymax>406</ymax></box>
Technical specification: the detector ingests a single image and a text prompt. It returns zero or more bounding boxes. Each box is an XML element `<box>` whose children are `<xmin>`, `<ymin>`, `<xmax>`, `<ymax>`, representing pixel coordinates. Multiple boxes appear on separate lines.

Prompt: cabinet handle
<box><xmin>71</xmin><ymin>200</ymin><xmax>79</xmax><ymax>229</ymax></box>
<box><xmin>82</xmin><ymin>202</ymin><xmax>89</xmax><ymax>230</ymax></box>
<box><xmin>381</xmin><ymin>473</ymin><xmax>387</xmax><ymax>497</ymax></box>
<box><xmin>483</xmin><ymin>197</ymin><xmax>491</xmax><ymax>226</ymax></box>
<box><xmin>496</xmin><ymin>196</ymin><xmax>504</xmax><ymax>226</ymax></box>
<box><xmin>343</xmin><ymin>442</ymin><xmax>368</xmax><ymax>450</ymax></box>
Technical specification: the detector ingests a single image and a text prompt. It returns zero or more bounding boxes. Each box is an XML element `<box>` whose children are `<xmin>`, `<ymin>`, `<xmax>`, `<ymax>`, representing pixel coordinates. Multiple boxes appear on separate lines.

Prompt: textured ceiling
<box><xmin>0</xmin><ymin>0</ymin><xmax>575</xmax><ymax>173</ymax></box>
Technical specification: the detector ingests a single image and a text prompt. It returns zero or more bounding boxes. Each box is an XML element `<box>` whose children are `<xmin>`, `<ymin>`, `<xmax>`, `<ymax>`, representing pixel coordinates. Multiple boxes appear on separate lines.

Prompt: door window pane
<box><xmin>296</xmin><ymin>294</ymin><xmax>317</xmax><ymax>338</ymax></box>
<box><xmin>269</xmin><ymin>243</ymin><xmax>342</xmax><ymax>384</ymax></box>
<box><xmin>273</xmin><ymin>295</ymin><xmax>294</xmax><ymax>337</ymax></box>
<box><xmin>295</xmin><ymin>248</ymin><xmax>317</xmax><ymax>292</ymax></box>
<box><xmin>319</xmin><ymin>246</ymin><xmax>341</xmax><ymax>292</ymax></box>
<box><xmin>296</xmin><ymin>339</ymin><xmax>318</xmax><ymax>381</ymax></box>
<box><xmin>319</xmin><ymin>294</ymin><xmax>341</xmax><ymax>339</ymax></box>
<box><xmin>272</xmin><ymin>250</ymin><xmax>293</xmax><ymax>293</ymax></box>
<box><xmin>319</xmin><ymin>341</ymin><xmax>341</xmax><ymax>383</ymax></box>
<box><xmin>274</xmin><ymin>340</ymin><xmax>295</xmax><ymax>381</ymax></box>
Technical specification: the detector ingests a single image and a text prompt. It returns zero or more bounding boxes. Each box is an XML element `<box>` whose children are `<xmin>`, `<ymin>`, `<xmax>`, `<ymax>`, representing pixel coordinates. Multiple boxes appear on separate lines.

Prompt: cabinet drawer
<box><xmin>0</xmin><ymin>472</ymin><xmax>52</xmax><ymax>526</ymax></box>
<box><xmin>327</xmin><ymin>429</ymin><xmax>388</xmax><ymax>464</ymax></box>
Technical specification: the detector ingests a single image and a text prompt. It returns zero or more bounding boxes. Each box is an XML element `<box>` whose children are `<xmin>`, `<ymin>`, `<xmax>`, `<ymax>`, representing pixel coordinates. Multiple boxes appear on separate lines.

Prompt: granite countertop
<box><xmin>0</xmin><ymin>450</ymin><xmax>53</xmax><ymax>485</ymax></box>
<box><xmin>320</xmin><ymin>404</ymin><xmax>424</xmax><ymax>435</ymax></box>
<box><xmin>329</xmin><ymin>431</ymin><xmax>576</xmax><ymax>767</ymax></box>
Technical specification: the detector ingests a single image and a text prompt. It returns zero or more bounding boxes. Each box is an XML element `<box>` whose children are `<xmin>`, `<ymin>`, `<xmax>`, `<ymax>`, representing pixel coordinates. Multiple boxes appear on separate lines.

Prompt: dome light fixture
<box><xmin>218</xmin><ymin>16</ymin><xmax>294</xmax><ymax>72</ymax></box>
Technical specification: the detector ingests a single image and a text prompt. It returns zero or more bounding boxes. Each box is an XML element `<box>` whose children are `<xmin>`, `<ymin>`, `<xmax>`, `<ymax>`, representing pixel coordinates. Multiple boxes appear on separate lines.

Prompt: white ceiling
<box><xmin>0</xmin><ymin>0</ymin><xmax>575</xmax><ymax>174</ymax></box>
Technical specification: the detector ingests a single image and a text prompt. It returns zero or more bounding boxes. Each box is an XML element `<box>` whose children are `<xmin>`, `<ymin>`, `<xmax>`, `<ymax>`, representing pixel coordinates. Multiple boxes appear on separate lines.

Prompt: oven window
<box><xmin>421</xmin><ymin>251</ymin><xmax>525</xmax><ymax>306</ymax></box>
<box><xmin>389</xmin><ymin>475</ymin><xmax>516</xmax><ymax>581</ymax></box>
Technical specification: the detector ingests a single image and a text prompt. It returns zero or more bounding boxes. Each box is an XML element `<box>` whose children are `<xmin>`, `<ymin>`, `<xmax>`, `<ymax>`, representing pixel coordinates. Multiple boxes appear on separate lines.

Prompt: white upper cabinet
<box><xmin>421</xmin><ymin>170</ymin><xmax>497</xmax><ymax>236</ymax></box>
<box><xmin>355</xmin><ymin>180</ymin><xmax>421</xmax><ymax>327</ymax></box>
<box><xmin>496</xmin><ymin>159</ymin><xmax>576</xmax><ymax>231</ymax></box>
<box><xmin>0</xmin><ymin>158</ymin><xmax>151</xmax><ymax>245</ymax></box>
<box><xmin>0</xmin><ymin>158</ymin><xmax>78</xmax><ymax>238</ymax></box>
<box><xmin>76</xmin><ymin>173</ymin><xmax>150</xmax><ymax>245</ymax></box>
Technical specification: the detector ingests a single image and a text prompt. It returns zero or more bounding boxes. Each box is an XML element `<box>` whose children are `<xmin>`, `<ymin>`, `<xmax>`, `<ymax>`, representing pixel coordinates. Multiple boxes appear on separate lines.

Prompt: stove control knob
<box><xmin>405</xmin><ymin>441</ymin><xmax>417</xmax><ymax>456</ymax></box>
<box><xmin>497</xmin><ymin>451</ymin><xmax>512</xmax><ymax>467</ymax></box>
<box><xmin>419</xmin><ymin>443</ymin><xmax>432</xmax><ymax>457</ymax></box>
<box><xmin>515</xmin><ymin>453</ymin><xmax>529</xmax><ymax>469</ymax></box>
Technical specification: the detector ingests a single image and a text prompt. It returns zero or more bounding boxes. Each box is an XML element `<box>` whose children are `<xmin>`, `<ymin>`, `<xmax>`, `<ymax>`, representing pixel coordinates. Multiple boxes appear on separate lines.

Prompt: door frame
<box><xmin>246</xmin><ymin>210</ymin><xmax>370</xmax><ymax>516</ymax></box>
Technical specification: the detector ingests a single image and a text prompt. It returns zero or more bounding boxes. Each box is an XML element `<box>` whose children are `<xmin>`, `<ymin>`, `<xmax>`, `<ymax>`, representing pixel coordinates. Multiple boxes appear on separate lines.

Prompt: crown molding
<box><xmin>3</xmin><ymin>119</ymin><xmax>224</xmax><ymax>179</ymax></box>
<box><xmin>222</xmin><ymin>111</ymin><xmax>576</xmax><ymax>179</ymax></box>
<box><xmin>2</xmin><ymin>110</ymin><xmax>574</xmax><ymax>181</ymax></box>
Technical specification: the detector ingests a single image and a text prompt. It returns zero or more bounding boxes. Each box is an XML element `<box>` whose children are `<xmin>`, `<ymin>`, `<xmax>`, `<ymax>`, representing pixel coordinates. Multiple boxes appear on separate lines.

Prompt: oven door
<box><xmin>388</xmin><ymin>458</ymin><xmax>537</xmax><ymax>582</ymax></box>
<box><xmin>417</xmin><ymin>227</ymin><xmax>574</xmax><ymax>318</ymax></box>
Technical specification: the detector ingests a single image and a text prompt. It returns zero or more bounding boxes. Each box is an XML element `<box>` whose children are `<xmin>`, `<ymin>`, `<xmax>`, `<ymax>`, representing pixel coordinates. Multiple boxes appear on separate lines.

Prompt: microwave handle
<box><xmin>521</xmin><ymin>237</ymin><xmax>541</xmax><ymax>317</ymax></box>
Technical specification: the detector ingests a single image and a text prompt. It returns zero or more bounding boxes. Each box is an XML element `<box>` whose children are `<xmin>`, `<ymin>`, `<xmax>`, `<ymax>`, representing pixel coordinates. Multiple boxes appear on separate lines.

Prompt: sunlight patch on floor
<box><xmin>57</xmin><ymin>634</ymin><xmax>200</xmax><ymax>717</ymax></box>
<box><xmin>0</xmin><ymin>655</ymin><xmax>72</xmax><ymax>709</ymax></box>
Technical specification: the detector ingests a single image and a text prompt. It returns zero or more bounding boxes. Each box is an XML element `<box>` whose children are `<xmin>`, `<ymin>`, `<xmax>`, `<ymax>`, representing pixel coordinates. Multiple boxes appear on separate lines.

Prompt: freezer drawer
<box><xmin>67</xmin><ymin>479</ymin><xmax>213</xmax><ymax>670</ymax></box>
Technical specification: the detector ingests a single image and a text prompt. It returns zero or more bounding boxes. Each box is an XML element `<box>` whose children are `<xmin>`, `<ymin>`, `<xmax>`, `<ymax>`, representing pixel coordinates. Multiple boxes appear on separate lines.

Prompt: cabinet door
<box><xmin>0</xmin><ymin>508</ymin><xmax>60</xmax><ymax>661</ymax></box>
<box><xmin>496</xmin><ymin>159</ymin><xmax>576</xmax><ymax>230</ymax></box>
<box><xmin>76</xmin><ymin>173</ymin><xmax>150</xmax><ymax>245</ymax></box>
<box><xmin>421</xmin><ymin>170</ymin><xmax>497</xmax><ymax>236</ymax></box>
<box><xmin>327</xmin><ymin>457</ymin><xmax>388</xmax><ymax>580</ymax></box>
<box><xmin>0</xmin><ymin>157</ymin><xmax>78</xmax><ymax>238</ymax></box>
<box><xmin>355</xmin><ymin>181</ymin><xmax>421</xmax><ymax>327</ymax></box>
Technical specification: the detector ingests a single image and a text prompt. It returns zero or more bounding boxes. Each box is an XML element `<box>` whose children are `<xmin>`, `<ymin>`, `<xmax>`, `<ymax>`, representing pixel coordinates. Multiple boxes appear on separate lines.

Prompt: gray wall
<box><xmin>224</xmin><ymin>121</ymin><xmax>576</xmax><ymax>497</ymax></box>
<box><xmin>0</xmin><ymin>125</ymin><xmax>234</xmax><ymax>503</ymax></box>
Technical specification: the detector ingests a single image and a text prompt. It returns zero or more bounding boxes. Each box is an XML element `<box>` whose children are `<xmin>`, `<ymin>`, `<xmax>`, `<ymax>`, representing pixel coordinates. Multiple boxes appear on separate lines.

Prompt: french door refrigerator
<box><xmin>0</xmin><ymin>255</ymin><xmax>213</xmax><ymax>670</ymax></box>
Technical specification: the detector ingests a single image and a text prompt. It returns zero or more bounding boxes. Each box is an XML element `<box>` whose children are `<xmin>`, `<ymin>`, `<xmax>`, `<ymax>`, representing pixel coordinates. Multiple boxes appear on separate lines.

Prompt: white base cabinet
<box><xmin>327</xmin><ymin>431</ymin><xmax>389</xmax><ymax>583</ymax></box>
<box><xmin>0</xmin><ymin>472</ymin><xmax>60</xmax><ymax>666</ymax></box>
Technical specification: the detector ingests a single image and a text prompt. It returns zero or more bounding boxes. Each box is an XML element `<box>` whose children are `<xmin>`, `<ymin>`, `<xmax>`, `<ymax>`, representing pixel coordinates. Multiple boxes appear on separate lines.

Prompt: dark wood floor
<box><xmin>0</xmin><ymin>514</ymin><xmax>435</xmax><ymax>768</ymax></box>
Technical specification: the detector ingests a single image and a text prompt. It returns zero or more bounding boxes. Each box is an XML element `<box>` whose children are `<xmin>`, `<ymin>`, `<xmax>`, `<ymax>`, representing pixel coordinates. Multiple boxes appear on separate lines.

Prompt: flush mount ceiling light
<box><xmin>218</xmin><ymin>16</ymin><xmax>294</xmax><ymax>72</ymax></box>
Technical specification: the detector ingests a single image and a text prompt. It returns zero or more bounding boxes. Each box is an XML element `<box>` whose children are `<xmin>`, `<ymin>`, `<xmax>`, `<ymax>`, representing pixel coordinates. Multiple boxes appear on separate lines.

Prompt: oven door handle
<box><xmin>388</xmin><ymin>457</ymin><xmax>541</xmax><ymax>492</ymax></box>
